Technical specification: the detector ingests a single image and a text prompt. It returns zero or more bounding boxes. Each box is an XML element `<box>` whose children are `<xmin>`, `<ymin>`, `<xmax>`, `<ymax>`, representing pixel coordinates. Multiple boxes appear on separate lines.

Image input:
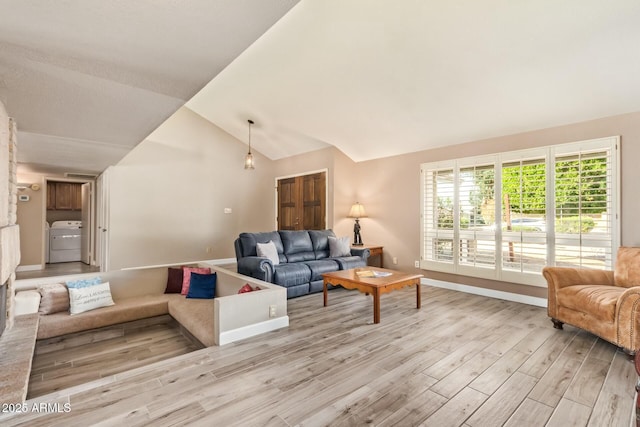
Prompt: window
<box><xmin>420</xmin><ymin>137</ymin><xmax>619</xmax><ymax>287</ymax></box>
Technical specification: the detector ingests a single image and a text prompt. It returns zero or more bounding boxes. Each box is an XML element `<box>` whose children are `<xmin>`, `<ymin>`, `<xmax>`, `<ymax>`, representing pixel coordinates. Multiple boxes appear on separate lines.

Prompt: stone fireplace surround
<box><xmin>0</xmin><ymin>100</ymin><xmax>21</xmax><ymax>336</ymax></box>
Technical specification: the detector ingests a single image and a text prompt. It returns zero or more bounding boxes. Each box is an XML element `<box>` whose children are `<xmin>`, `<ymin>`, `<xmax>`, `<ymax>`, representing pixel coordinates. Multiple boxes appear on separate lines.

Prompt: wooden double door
<box><xmin>277</xmin><ymin>172</ymin><xmax>326</xmax><ymax>230</ymax></box>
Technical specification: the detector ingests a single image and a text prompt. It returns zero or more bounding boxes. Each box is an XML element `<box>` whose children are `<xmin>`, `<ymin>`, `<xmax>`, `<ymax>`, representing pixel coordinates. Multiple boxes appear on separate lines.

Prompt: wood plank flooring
<box><xmin>1</xmin><ymin>286</ymin><xmax>636</xmax><ymax>426</ymax></box>
<box><xmin>28</xmin><ymin>315</ymin><xmax>202</xmax><ymax>399</ymax></box>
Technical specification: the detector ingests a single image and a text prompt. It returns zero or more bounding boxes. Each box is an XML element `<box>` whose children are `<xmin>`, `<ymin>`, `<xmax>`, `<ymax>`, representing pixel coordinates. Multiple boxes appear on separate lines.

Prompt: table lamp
<box><xmin>348</xmin><ymin>202</ymin><xmax>367</xmax><ymax>246</ymax></box>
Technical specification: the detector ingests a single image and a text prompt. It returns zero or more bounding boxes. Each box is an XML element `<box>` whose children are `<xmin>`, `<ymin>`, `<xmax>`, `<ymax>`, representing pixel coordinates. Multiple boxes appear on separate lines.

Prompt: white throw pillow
<box><xmin>328</xmin><ymin>236</ymin><xmax>351</xmax><ymax>257</ymax></box>
<box><xmin>68</xmin><ymin>281</ymin><xmax>115</xmax><ymax>315</ymax></box>
<box><xmin>256</xmin><ymin>240</ymin><xmax>280</xmax><ymax>265</ymax></box>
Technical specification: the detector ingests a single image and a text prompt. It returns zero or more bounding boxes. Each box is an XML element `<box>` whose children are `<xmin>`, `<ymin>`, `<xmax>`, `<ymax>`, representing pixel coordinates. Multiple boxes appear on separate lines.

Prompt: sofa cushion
<box><xmin>273</xmin><ymin>263</ymin><xmax>312</xmax><ymax>288</ymax></box>
<box><xmin>557</xmin><ymin>285</ymin><xmax>624</xmax><ymax>322</ymax></box>
<box><xmin>165</xmin><ymin>267</ymin><xmax>184</xmax><ymax>294</ymax></box>
<box><xmin>66</xmin><ymin>276</ymin><xmax>102</xmax><ymax>287</ymax></box>
<box><xmin>68</xmin><ymin>281</ymin><xmax>115</xmax><ymax>315</ymax></box>
<box><xmin>280</xmin><ymin>230</ymin><xmax>315</xmax><ymax>262</ymax></box>
<box><xmin>187</xmin><ymin>272</ymin><xmax>217</xmax><ymax>299</ymax></box>
<box><xmin>329</xmin><ymin>236</ymin><xmax>351</xmax><ymax>257</ymax></box>
<box><xmin>309</xmin><ymin>229</ymin><xmax>336</xmax><ymax>259</ymax></box>
<box><xmin>257</xmin><ymin>241</ymin><xmax>280</xmax><ymax>265</ymax></box>
<box><xmin>181</xmin><ymin>267</ymin><xmax>211</xmax><ymax>295</ymax></box>
<box><xmin>614</xmin><ymin>246</ymin><xmax>640</xmax><ymax>288</ymax></box>
<box><xmin>167</xmin><ymin>295</ymin><xmax>215</xmax><ymax>347</ymax></box>
<box><xmin>239</xmin><ymin>231</ymin><xmax>285</xmax><ymax>260</ymax></box>
<box><xmin>37</xmin><ymin>283</ymin><xmax>69</xmax><ymax>314</ymax></box>
<box><xmin>304</xmin><ymin>259</ymin><xmax>340</xmax><ymax>281</ymax></box>
<box><xmin>37</xmin><ymin>295</ymin><xmax>170</xmax><ymax>339</ymax></box>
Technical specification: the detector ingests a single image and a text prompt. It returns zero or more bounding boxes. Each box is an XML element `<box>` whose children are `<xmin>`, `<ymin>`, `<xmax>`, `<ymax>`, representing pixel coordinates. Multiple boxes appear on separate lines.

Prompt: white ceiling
<box><xmin>4</xmin><ymin>1</ymin><xmax>640</xmax><ymax>174</ymax></box>
<box><xmin>189</xmin><ymin>0</ymin><xmax>640</xmax><ymax>162</ymax></box>
<box><xmin>0</xmin><ymin>0</ymin><xmax>299</xmax><ymax>174</ymax></box>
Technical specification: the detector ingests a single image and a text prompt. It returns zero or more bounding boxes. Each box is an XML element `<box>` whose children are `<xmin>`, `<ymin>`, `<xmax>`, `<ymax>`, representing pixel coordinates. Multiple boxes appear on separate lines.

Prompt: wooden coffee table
<box><xmin>322</xmin><ymin>267</ymin><xmax>423</xmax><ymax>324</ymax></box>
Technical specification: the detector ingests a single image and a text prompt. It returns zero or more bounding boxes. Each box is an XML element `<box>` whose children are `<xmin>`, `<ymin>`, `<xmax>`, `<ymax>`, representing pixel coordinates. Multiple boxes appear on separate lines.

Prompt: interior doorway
<box><xmin>276</xmin><ymin>170</ymin><xmax>327</xmax><ymax>230</ymax></box>
<box><xmin>45</xmin><ymin>179</ymin><xmax>95</xmax><ymax>267</ymax></box>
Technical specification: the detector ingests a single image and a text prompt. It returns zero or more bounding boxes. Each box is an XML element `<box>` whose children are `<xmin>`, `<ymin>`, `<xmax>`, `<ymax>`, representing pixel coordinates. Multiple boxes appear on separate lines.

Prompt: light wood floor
<box><xmin>16</xmin><ymin>262</ymin><xmax>100</xmax><ymax>280</ymax></box>
<box><xmin>27</xmin><ymin>315</ymin><xmax>203</xmax><ymax>399</ymax></box>
<box><xmin>2</xmin><ymin>286</ymin><xmax>636</xmax><ymax>426</ymax></box>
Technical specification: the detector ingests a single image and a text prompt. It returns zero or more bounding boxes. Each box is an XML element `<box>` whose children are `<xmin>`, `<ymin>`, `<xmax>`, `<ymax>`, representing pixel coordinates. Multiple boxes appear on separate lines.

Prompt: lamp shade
<box><xmin>348</xmin><ymin>202</ymin><xmax>367</xmax><ymax>218</ymax></box>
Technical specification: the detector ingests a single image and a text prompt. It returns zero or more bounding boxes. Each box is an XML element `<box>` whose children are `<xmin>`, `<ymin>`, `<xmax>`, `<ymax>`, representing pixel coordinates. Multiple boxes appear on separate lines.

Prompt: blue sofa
<box><xmin>234</xmin><ymin>230</ymin><xmax>370</xmax><ymax>298</ymax></box>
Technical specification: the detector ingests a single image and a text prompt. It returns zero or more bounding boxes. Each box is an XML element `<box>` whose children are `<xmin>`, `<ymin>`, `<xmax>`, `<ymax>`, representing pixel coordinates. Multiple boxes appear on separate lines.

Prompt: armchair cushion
<box><xmin>557</xmin><ymin>285</ymin><xmax>623</xmax><ymax>322</ymax></box>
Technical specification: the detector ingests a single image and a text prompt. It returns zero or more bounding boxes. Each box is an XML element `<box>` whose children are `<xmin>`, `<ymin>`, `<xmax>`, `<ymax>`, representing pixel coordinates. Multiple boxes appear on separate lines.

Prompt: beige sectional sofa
<box><xmin>15</xmin><ymin>263</ymin><xmax>289</xmax><ymax>346</ymax></box>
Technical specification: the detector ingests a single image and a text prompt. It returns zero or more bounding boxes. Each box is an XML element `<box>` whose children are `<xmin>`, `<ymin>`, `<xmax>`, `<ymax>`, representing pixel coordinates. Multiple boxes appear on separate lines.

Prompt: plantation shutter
<box><xmin>422</xmin><ymin>167</ymin><xmax>455</xmax><ymax>267</ymax></box>
<box><xmin>458</xmin><ymin>164</ymin><xmax>496</xmax><ymax>270</ymax></box>
<box><xmin>501</xmin><ymin>158</ymin><xmax>547</xmax><ymax>276</ymax></box>
<box><xmin>553</xmin><ymin>149</ymin><xmax>614</xmax><ymax>269</ymax></box>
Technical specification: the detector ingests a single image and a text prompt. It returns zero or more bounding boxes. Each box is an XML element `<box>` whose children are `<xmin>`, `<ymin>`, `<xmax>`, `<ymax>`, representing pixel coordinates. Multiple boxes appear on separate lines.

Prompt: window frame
<box><xmin>420</xmin><ymin>136</ymin><xmax>620</xmax><ymax>287</ymax></box>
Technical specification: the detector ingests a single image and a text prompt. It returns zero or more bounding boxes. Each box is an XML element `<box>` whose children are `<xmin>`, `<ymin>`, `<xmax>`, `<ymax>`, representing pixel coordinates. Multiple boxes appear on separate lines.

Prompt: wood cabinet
<box><xmin>47</xmin><ymin>182</ymin><xmax>83</xmax><ymax>210</ymax></box>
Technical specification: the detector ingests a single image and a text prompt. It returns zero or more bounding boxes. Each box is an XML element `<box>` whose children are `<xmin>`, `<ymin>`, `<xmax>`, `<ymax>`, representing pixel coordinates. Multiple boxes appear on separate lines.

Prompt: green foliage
<box><xmin>555</xmin><ymin>216</ymin><xmax>595</xmax><ymax>233</ymax></box>
<box><xmin>502</xmin><ymin>162</ymin><xmax>546</xmax><ymax>214</ymax></box>
<box><xmin>437</xmin><ymin>198</ymin><xmax>454</xmax><ymax>229</ymax></box>
<box><xmin>555</xmin><ymin>158</ymin><xmax>608</xmax><ymax>215</ymax></box>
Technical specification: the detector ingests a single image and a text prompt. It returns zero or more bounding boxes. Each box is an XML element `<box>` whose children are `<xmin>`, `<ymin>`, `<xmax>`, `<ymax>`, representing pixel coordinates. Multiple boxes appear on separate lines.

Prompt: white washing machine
<box><xmin>49</xmin><ymin>221</ymin><xmax>82</xmax><ymax>263</ymax></box>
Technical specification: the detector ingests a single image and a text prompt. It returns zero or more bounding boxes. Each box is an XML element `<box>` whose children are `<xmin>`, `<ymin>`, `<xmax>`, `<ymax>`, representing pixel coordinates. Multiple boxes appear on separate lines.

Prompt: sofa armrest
<box><xmin>616</xmin><ymin>287</ymin><xmax>640</xmax><ymax>351</ymax></box>
<box><xmin>350</xmin><ymin>247</ymin><xmax>370</xmax><ymax>261</ymax></box>
<box><xmin>237</xmin><ymin>256</ymin><xmax>274</xmax><ymax>282</ymax></box>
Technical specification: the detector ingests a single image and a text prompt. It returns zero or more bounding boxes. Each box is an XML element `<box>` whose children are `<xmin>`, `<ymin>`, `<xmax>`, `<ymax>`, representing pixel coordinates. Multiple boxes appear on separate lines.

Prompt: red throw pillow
<box><xmin>164</xmin><ymin>267</ymin><xmax>184</xmax><ymax>294</ymax></box>
<box><xmin>238</xmin><ymin>284</ymin><xmax>254</xmax><ymax>294</ymax></box>
<box><xmin>181</xmin><ymin>267</ymin><xmax>212</xmax><ymax>295</ymax></box>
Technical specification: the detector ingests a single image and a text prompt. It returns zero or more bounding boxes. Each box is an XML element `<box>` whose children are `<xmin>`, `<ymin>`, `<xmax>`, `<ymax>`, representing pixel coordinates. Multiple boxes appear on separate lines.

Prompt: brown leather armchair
<box><xmin>543</xmin><ymin>246</ymin><xmax>640</xmax><ymax>353</ymax></box>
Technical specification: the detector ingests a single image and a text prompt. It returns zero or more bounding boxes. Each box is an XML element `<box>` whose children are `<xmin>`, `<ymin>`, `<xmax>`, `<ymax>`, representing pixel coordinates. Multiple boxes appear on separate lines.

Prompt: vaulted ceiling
<box><xmin>0</xmin><ymin>0</ymin><xmax>299</xmax><ymax>174</ymax></box>
<box><xmin>3</xmin><ymin>0</ymin><xmax>640</xmax><ymax>174</ymax></box>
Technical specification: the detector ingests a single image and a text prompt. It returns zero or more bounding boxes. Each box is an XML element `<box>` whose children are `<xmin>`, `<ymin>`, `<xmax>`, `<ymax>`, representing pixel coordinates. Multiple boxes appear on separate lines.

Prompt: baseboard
<box><xmin>218</xmin><ymin>316</ymin><xmax>289</xmax><ymax>346</ymax></box>
<box><xmin>422</xmin><ymin>278</ymin><xmax>547</xmax><ymax>308</ymax></box>
<box><xmin>16</xmin><ymin>264</ymin><xmax>43</xmax><ymax>272</ymax></box>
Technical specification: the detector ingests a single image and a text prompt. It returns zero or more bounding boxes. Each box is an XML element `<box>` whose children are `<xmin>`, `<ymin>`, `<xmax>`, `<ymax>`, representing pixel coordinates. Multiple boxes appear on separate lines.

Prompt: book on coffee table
<box><xmin>356</xmin><ymin>270</ymin><xmax>392</xmax><ymax>278</ymax></box>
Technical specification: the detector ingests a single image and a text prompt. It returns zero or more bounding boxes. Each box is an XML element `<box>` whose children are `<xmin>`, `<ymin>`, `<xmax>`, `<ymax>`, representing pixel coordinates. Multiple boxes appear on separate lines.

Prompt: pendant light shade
<box><xmin>244</xmin><ymin>119</ymin><xmax>255</xmax><ymax>170</ymax></box>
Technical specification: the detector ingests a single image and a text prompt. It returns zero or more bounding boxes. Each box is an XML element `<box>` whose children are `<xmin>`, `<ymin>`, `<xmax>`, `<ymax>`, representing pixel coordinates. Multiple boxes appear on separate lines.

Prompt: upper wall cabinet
<box><xmin>47</xmin><ymin>182</ymin><xmax>82</xmax><ymax>211</ymax></box>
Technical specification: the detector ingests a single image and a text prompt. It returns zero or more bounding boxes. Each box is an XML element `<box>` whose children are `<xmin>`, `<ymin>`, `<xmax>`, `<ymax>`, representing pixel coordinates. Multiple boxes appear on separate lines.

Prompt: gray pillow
<box><xmin>257</xmin><ymin>240</ymin><xmax>279</xmax><ymax>265</ymax></box>
<box><xmin>328</xmin><ymin>236</ymin><xmax>351</xmax><ymax>257</ymax></box>
<box><xmin>37</xmin><ymin>283</ymin><xmax>70</xmax><ymax>314</ymax></box>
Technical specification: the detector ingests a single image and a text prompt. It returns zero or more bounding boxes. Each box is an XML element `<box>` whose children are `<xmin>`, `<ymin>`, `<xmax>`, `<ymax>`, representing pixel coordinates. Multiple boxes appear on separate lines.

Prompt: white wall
<box><xmin>107</xmin><ymin>107</ymin><xmax>275</xmax><ymax>270</ymax></box>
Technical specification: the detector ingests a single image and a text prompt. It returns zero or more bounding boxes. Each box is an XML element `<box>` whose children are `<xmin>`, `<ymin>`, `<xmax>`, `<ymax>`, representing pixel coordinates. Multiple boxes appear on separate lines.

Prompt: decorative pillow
<box><xmin>257</xmin><ymin>241</ymin><xmax>279</xmax><ymax>265</ymax></box>
<box><xmin>37</xmin><ymin>283</ymin><xmax>69</xmax><ymax>314</ymax></box>
<box><xmin>238</xmin><ymin>283</ymin><xmax>261</xmax><ymax>294</ymax></box>
<box><xmin>181</xmin><ymin>267</ymin><xmax>212</xmax><ymax>295</ymax></box>
<box><xmin>66</xmin><ymin>276</ymin><xmax>102</xmax><ymax>288</ymax></box>
<box><xmin>68</xmin><ymin>281</ymin><xmax>115</xmax><ymax>315</ymax></box>
<box><xmin>328</xmin><ymin>236</ymin><xmax>351</xmax><ymax>257</ymax></box>
<box><xmin>165</xmin><ymin>267</ymin><xmax>184</xmax><ymax>294</ymax></box>
<box><xmin>186</xmin><ymin>272</ymin><xmax>217</xmax><ymax>299</ymax></box>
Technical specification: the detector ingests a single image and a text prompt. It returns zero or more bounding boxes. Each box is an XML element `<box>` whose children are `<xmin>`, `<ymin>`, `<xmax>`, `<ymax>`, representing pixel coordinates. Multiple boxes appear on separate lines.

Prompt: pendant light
<box><xmin>244</xmin><ymin>119</ymin><xmax>255</xmax><ymax>170</ymax></box>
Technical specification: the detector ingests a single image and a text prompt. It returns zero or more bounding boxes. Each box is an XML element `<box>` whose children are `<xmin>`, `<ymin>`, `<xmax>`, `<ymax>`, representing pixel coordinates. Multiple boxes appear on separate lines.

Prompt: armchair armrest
<box><xmin>237</xmin><ymin>256</ymin><xmax>274</xmax><ymax>283</ymax></box>
<box><xmin>616</xmin><ymin>287</ymin><xmax>640</xmax><ymax>352</ymax></box>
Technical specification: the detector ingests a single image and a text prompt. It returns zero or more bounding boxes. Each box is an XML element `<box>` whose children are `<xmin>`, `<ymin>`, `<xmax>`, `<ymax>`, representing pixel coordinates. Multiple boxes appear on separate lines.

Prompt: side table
<box><xmin>353</xmin><ymin>244</ymin><xmax>383</xmax><ymax>268</ymax></box>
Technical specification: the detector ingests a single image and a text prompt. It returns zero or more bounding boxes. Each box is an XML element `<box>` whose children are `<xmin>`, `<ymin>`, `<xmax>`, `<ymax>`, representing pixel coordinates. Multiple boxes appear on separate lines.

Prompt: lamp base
<box><xmin>352</xmin><ymin>243</ymin><xmax>364</xmax><ymax>246</ymax></box>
